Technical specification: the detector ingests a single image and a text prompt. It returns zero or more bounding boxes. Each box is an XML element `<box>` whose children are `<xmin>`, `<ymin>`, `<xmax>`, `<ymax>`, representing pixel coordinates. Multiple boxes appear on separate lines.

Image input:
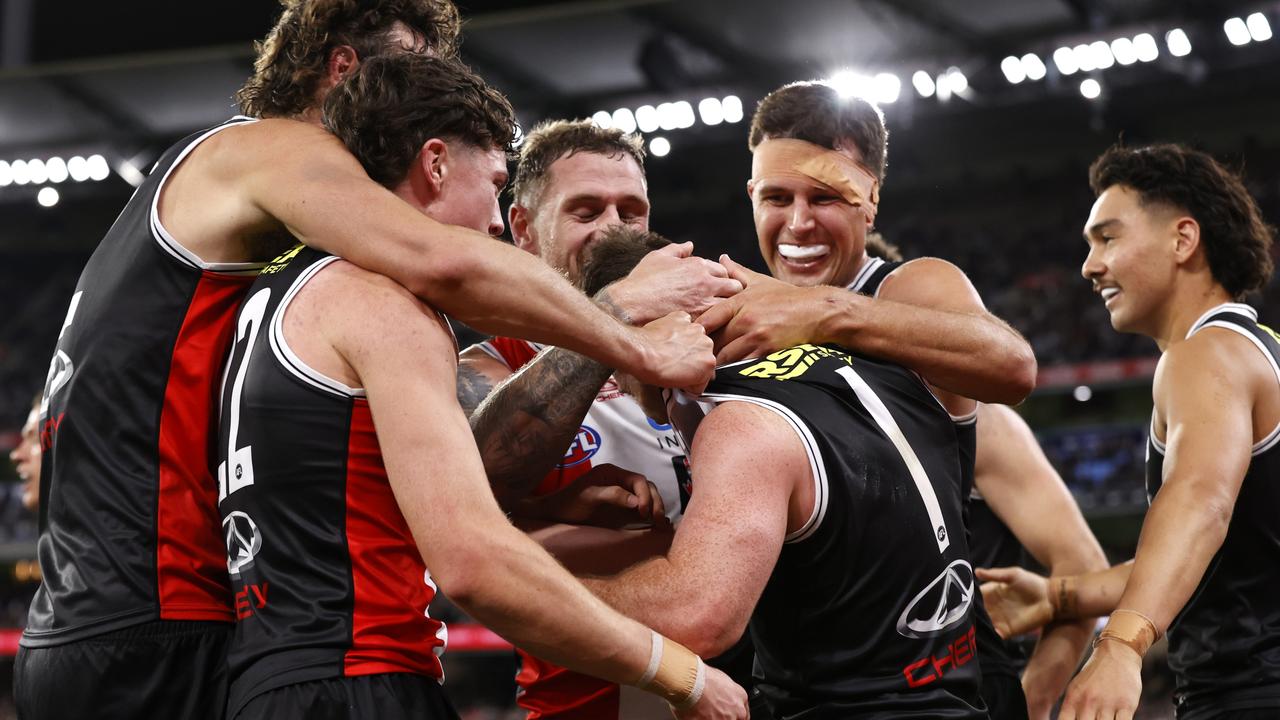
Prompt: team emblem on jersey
<box><xmin>738</xmin><ymin>344</ymin><xmax>851</xmax><ymax>381</ymax></box>
<box><xmin>558</xmin><ymin>425</ymin><xmax>602</xmax><ymax>468</ymax></box>
<box><xmin>896</xmin><ymin>559</ymin><xmax>974</xmax><ymax>639</ymax></box>
<box><xmin>224</xmin><ymin>511</ymin><xmax>262</xmax><ymax>576</ymax></box>
<box><xmin>647</xmin><ymin>416</ymin><xmax>673</xmax><ymax>431</ymax></box>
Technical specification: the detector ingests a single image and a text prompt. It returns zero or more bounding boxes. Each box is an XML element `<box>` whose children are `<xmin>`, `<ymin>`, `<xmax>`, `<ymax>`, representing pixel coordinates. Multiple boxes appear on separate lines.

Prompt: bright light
<box><xmin>1133</xmin><ymin>33</ymin><xmax>1159</xmax><ymax>62</ymax></box>
<box><xmin>656</xmin><ymin>103</ymin><xmax>679</xmax><ymax>131</ymax></box>
<box><xmin>37</xmin><ymin>187</ymin><xmax>59</xmax><ymax>207</ymax></box>
<box><xmin>1110</xmin><ymin>37</ymin><xmax>1137</xmax><ymax>65</ymax></box>
<box><xmin>1247</xmin><ymin>12</ymin><xmax>1272</xmax><ymax>42</ymax></box>
<box><xmin>1053</xmin><ymin>46</ymin><xmax>1079</xmax><ymax>75</ymax></box>
<box><xmin>591</xmin><ymin>111</ymin><xmax>613</xmax><ymax>129</ymax></box>
<box><xmin>935</xmin><ymin>72</ymin><xmax>952</xmax><ymax>101</ymax></box>
<box><xmin>1073</xmin><ymin>385</ymin><xmax>1093</xmax><ymax>402</ymax></box>
<box><xmin>1022</xmin><ymin>53</ymin><xmax>1047</xmax><ymax>81</ymax></box>
<box><xmin>1072</xmin><ymin>44</ymin><xmax>1097</xmax><ymax>72</ymax></box>
<box><xmin>828</xmin><ymin>70</ymin><xmax>866</xmax><ymax>98</ymax></box>
<box><xmin>698</xmin><ymin>97</ymin><xmax>723</xmax><ymax>125</ymax></box>
<box><xmin>11</xmin><ymin>159</ymin><xmax>30</xmax><ymax>185</ymax></box>
<box><xmin>873</xmin><ymin>73</ymin><xmax>900</xmax><ymax>103</ymax></box>
<box><xmin>1089</xmin><ymin>40</ymin><xmax>1115</xmax><ymax>69</ymax></box>
<box><xmin>27</xmin><ymin>159</ymin><xmax>48</xmax><ymax>185</ymax></box>
<box><xmin>1225</xmin><ymin>17</ymin><xmax>1252</xmax><ymax>46</ymax></box>
<box><xmin>611</xmin><ymin>108</ymin><xmax>637</xmax><ymax>134</ymax></box>
<box><xmin>0</xmin><ymin>161</ymin><xmax>10</xmax><ymax>187</ymax></box>
<box><xmin>912</xmin><ymin>70</ymin><xmax>935</xmax><ymax>97</ymax></box>
<box><xmin>946</xmin><ymin>67</ymin><xmax>968</xmax><ymax>94</ymax></box>
<box><xmin>46</xmin><ymin>157</ymin><xmax>68</xmax><ymax>183</ymax></box>
<box><xmin>635</xmin><ymin>105</ymin><xmax>660</xmax><ymax>133</ymax></box>
<box><xmin>1080</xmin><ymin>78</ymin><xmax>1102</xmax><ymax>99</ymax></box>
<box><xmin>116</xmin><ymin>160</ymin><xmax>145</xmax><ymax>188</ymax></box>
<box><xmin>1166</xmin><ymin>28</ymin><xmax>1192</xmax><ymax>57</ymax></box>
<box><xmin>87</xmin><ymin>154</ymin><xmax>110</xmax><ymax>181</ymax></box>
<box><xmin>1000</xmin><ymin>56</ymin><xmax>1026</xmax><ymax>84</ymax></box>
<box><xmin>721</xmin><ymin>95</ymin><xmax>744</xmax><ymax>123</ymax></box>
<box><xmin>68</xmin><ymin>156</ymin><xmax>90</xmax><ymax>182</ymax></box>
<box><xmin>649</xmin><ymin>136</ymin><xmax>670</xmax><ymax>157</ymax></box>
<box><xmin>672</xmin><ymin>100</ymin><xmax>696</xmax><ymax>129</ymax></box>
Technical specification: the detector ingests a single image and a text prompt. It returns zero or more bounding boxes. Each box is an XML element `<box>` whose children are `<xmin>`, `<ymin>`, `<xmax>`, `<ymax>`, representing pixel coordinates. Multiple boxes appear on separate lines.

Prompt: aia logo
<box><xmin>896</xmin><ymin>559</ymin><xmax>974</xmax><ymax>639</ymax></box>
<box><xmin>558</xmin><ymin>425</ymin><xmax>602</xmax><ymax>468</ymax></box>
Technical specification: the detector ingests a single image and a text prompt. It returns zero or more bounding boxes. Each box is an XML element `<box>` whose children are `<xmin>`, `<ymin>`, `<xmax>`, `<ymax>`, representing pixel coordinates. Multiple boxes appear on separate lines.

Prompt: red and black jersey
<box><xmin>24</xmin><ymin>117</ymin><xmax>263</xmax><ymax>647</ymax></box>
<box><xmin>217</xmin><ymin>245</ymin><xmax>447</xmax><ymax>718</ymax></box>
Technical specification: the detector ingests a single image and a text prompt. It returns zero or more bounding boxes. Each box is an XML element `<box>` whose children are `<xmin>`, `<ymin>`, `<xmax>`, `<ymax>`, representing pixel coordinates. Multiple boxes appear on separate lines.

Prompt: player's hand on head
<box><xmin>698</xmin><ymin>255</ymin><xmax>830</xmax><ymax>364</ymax></box>
<box><xmin>976</xmin><ymin>566</ymin><xmax>1054</xmax><ymax>638</ymax></box>
<box><xmin>606</xmin><ymin>243</ymin><xmax>743</xmax><ymax>326</ymax></box>
<box><xmin>627</xmin><ymin>311</ymin><xmax>716</xmax><ymax>396</ymax></box>
<box><xmin>1058</xmin><ymin>639</ymin><xmax>1143</xmax><ymax>720</ymax></box>
<box><xmin>672</xmin><ymin>665</ymin><xmax>749</xmax><ymax>720</ymax></box>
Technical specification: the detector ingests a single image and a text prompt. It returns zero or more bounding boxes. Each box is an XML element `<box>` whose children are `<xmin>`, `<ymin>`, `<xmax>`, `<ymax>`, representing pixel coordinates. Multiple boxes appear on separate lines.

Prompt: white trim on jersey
<box><xmin>699</xmin><ymin>392</ymin><xmax>830</xmax><ymax>544</ymax></box>
<box><xmin>148</xmin><ymin>116</ymin><xmax>268</xmax><ymax>275</ymax></box>
<box><xmin>952</xmin><ymin>408</ymin><xmax>978</xmax><ymax>426</ymax></box>
<box><xmin>268</xmin><ymin>255</ymin><xmax>368</xmax><ymax>398</ymax></box>
<box><xmin>846</xmin><ymin>256</ymin><xmax>886</xmax><ymax>294</ymax></box>
<box><xmin>1187</xmin><ymin>302</ymin><xmax>1258</xmax><ymax>338</ymax></box>
<box><xmin>1194</xmin><ymin>320</ymin><xmax>1280</xmax><ymax>457</ymax></box>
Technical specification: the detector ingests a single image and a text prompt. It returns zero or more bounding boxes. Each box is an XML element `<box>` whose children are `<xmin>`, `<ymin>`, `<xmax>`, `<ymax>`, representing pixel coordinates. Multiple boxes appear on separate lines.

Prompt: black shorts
<box><xmin>232</xmin><ymin>673</ymin><xmax>460</xmax><ymax>720</ymax></box>
<box><xmin>15</xmin><ymin>619</ymin><xmax>231</xmax><ymax>720</ymax></box>
<box><xmin>981</xmin><ymin>671</ymin><xmax>1029</xmax><ymax>720</ymax></box>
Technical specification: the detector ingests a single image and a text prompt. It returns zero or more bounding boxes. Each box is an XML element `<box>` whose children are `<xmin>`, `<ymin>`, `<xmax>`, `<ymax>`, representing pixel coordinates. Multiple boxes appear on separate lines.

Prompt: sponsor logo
<box><xmin>558</xmin><ymin>425</ymin><xmax>602</xmax><ymax>468</ymax></box>
<box><xmin>647</xmin><ymin>416</ymin><xmax>673</xmax><ymax>431</ymax></box>
<box><xmin>738</xmin><ymin>344</ymin><xmax>851</xmax><ymax>381</ymax></box>
<box><xmin>896</xmin><ymin>559</ymin><xmax>974</xmax><ymax>639</ymax></box>
<box><xmin>234</xmin><ymin>582</ymin><xmax>269</xmax><ymax>620</ymax></box>
<box><xmin>901</xmin><ymin>624</ymin><xmax>977</xmax><ymax>688</ymax></box>
<box><xmin>224</xmin><ymin>511</ymin><xmax>262</xmax><ymax>576</ymax></box>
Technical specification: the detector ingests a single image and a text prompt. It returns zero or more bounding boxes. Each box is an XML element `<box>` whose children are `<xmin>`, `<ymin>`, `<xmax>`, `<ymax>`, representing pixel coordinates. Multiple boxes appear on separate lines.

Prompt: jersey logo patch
<box><xmin>738</xmin><ymin>344</ymin><xmax>851</xmax><ymax>381</ymax></box>
<box><xmin>224</xmin><ymin>511</ymin><xmax>263</xmax><ymax>576</ymax></box>
<box><xmin>896</xmin><ymin>559</ymin><xmax>974</xmax><ymax>639</ymax></box>
<box><xmin>559</xmin><ymin>425</ymin><xmax>602</xmax><ymax>468</ymax></box>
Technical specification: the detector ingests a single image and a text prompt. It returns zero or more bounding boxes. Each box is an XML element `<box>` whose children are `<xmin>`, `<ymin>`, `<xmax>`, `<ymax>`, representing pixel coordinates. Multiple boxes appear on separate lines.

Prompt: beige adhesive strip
<box><xmin>751</xmin><ymin>138</ymin><xmax>880</xmax><ymax>225</ymax></box>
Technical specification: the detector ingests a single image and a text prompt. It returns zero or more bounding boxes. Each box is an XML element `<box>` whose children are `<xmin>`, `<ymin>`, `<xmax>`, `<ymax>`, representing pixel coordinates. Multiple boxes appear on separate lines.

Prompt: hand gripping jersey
<box><xmin>672</xmin><ymin>343</ymin><xmax>987</xmax><ymax>719</ymax></box>
<box><xmin>1147</xmin><ymin>303</ymin><xmax>1280</xmax><ymax>718</ymax></box>
<box><xmin>477</xmin><ymin>337</ymin><xmax>686</xmax><ymax>719</ymax></box>
<box><xmin>25</xmin><ymin>117</ymin><xmax>263</xmax><ymax>646</ymax></box>
<box><xmin>217</xmin><ymin>246</ymin><xmax>447</xmax><ymax>718</ymax></box>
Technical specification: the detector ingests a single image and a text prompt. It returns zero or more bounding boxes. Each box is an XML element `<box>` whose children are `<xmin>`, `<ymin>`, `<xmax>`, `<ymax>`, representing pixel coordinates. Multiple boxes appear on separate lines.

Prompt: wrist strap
<box><xmin>637</xmin><ymin>631</ymin><xmax>704</xmax><ymax>708</ymax></box>
<box><xmin>1094</xmin><ymin>609</ymin><xmax>1160</xmax><ymax>657</ymax></box>
<box><xmin>1049</xmin><ymin>575</ymin><xmax>1078</xmax><ymax>620</ymax></box>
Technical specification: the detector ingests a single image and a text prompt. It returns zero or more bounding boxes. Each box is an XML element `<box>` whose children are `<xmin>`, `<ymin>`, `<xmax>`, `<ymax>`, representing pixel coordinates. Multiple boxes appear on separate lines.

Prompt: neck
<box><xmin>1151</xmin><ymin>276</ymin><xmax>1235</xmax><ymax>352</ymax></box>
<box><xmin>835</xmin><ymin>251</ymin><xmax>871</xmax><ymax>288</ymax></box>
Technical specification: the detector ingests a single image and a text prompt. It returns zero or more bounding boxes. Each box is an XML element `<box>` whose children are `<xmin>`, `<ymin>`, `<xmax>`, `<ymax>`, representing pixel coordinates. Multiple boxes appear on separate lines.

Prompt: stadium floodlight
<box><xmin>1053</xmin><ymin>46</ymin><xmax>1079</xmax><ymax>75</ymax></box>
<box><xmin>27</xmin><ymin>158</ymin><xmax>48</xmax><ymax>185</ymax></box>
<box><xmin>1111</xmin><ymin>37</ymin><xmax>1138</xmax><ymax>65</ymax></box>
<box><xmin>1133</xmin><ymin>33</ymin><xmax>1159</xmax><ymax>62</ymax></box>
<box><xmin>591</xmin><ymin>111</ymin><xmax>613</xmax><ymax>129</ymax></box>
<box><xmin>1166</xmin><ymin>28</ymin><xmax>1192</xmax><ymax>57</ymax></box>
<box><xmin>1247</xmin><ymin>13</ymin><xmax>1273</xmax><ymax>42</ymax></box>
<box><xmin>1225</xmin><ymin>17</ymin><xmax>1251</xmax><ymax>46</ymax></box>
<box><xmin>1022</xmin><ymin>54</ymin><xmax>1047</xmax><ymax>81</ymax></box>
<box><xmin>46</xmin><ymin>157</ymin><xmax>68</xmax><ymax>183</ymax></box>
<box><xmin>1001</xmin><ymin>56</ymin><xmax>1026</xmax><ymax>84</ymax></box>
<box><xmin>672</xmin><ymin>100</ymin><xmax>696</xmax><ymax>129</ymax></box>
<box><xmin>698</xmin><ymin>97</ymin><xmax>724</xmax><ymax>126</ymax></box>
<box><xmin>1072</xmin><ymin>44</ymin><xmax>1097</xmax><ymax>72</ymax></box>
<box><xmin>0</xmin><ymin>160</ymin><xmax>10</xmax><ymax>187</ymax></box>
<box><xmin>935</xmin><ymin>72</ymin><xmax>953</xmax><ymax>101</ymax></box>
<box><xmin>87</xmin><ymin>154</ymin><xmax>111</xmax><ymax>181</ymax></box>
<box><xmin>38</xmin><ymin>187</ymin><xmax>59</xmax><ymax>207</ymax></box>
<box><xmin>721</xmin><ymin>96</ymin><xmax>744</xmax><ymax>123</ymax></box>
<box><xmin>873</xmin><ymin>73</ymin><xmax>901</xmax><ymax>103</ymax></box>
<box><xmin>828</xmin><ymin>70</ymin><xmax>865</xmax><ymax>99</ymax></box>
<box><xmin>946</xmin><ymin>67</ymin><xmax>967</xmax><ymax>94</ymax></box>
<box><xmin>657</xmin><ymin>103</ymin><xmax>681</xmax><ymax>131</ymax></box>
<box><xmin>912</xmin><ymin>70</ymin><xmax>935</xmax><ymax>97</ymax></box>
<box><xmin>68</xmin><ymin>156</ymin><xmax>90</xmax><ymax>182</ymax></box>
<box><xmin>649</xmin><ymin>136</ymin><xmax>671</xmax><ymax>157</ymax></box>
<box><xmin>611</xmin><ymin>108</ymin><xmax>636</xmax><ymax>134</ymax></box>
<box><xmin>1089</xmin><ymin>40</ymin><xmax>1115</xmax><ymax>70</ymax></box>
<box><xmin>1080</xmin><ymin>78</ymin><xmax>1102</xmax><ymax>99</ymax></box>
<box><xmin>635</xmin><ymin>105</ymin><xmax>660</xmax><ymax>133</ymax></box>
<box><xmin>11</xmin><ymin>159</ymin><xmax>30</xmax><ymax>185</ymax></box>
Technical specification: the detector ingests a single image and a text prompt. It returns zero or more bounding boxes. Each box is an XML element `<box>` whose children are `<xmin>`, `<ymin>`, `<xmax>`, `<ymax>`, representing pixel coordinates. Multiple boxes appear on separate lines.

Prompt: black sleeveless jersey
<box><xmin>24</xmin><ymin>117</ymin><xmax>263</xmax><ymax>647</ymax></box>
<box><xmin>851</xmin><ymin>258</ymin><xmax>1018</xmax><ymax>682</ymax></box>
<box><xmin>217</xmin><ymin>246</ymin><xmax>447</xmax><ymax>718</ymax></box>
<box><xmin>676</xmin><ymin>343</ymin><xmax>986</xmax><ymax>719</ymax></box>
<box><xmin>1146</xmin><ymin>303</ymin><xmax>1280</xmax><ymax>717</ymax></box>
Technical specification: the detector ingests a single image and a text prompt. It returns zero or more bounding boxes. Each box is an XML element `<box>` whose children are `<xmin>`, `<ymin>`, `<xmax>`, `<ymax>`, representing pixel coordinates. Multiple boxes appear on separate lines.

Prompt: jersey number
<box><xmin>219</xmin><ymin>288</ymin><xmax>271</xmax><ymax>502</ymax></box>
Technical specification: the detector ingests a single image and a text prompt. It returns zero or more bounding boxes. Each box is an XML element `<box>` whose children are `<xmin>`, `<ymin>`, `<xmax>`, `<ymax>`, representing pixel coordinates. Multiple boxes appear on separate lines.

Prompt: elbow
<box><xmin>995</xmin><ymin>343</ymin><xmax>1038</xmax><ymax>404</ymax></box>
<box><xmin>426</xmin><ymin>546</ymin><xmax>494</xmax><ymax>609</ymax></box>
<box><xmin>674</xmin><ymin>598</ymin><xmax>749</xmax><ymax>658</ymax></box>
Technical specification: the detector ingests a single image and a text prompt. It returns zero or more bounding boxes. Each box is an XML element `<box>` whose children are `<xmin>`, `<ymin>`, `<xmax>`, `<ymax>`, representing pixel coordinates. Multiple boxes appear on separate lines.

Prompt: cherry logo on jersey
<box><xmin>558</xmin><ymin>425</ymin><xmax>602</xmax><ymax>468</ymax></box>
<box><xmin>896</xmin><ymin>559</ymin><xmax>974</xmax><ymax>639</ymax></box>
<box><xmin>224</xmin><ymin>511</ymin><xmax>262</xmax><ymax>576</ymax></box>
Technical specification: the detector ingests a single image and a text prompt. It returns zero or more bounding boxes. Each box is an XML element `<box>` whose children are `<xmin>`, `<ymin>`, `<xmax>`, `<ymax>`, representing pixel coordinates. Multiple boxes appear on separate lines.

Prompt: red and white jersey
<box><xmin>477</xmin><ymin>336</ymin><xmax>686</xmax><ymax>719</ymax></box>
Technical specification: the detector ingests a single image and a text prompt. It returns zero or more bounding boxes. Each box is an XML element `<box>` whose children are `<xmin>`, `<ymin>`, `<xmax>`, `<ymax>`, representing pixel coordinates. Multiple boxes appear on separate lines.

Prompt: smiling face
<box><xmin>516</xmin><ymin>151</ymin><xmax>650</xmax><ymax>283</ymax></box>
<box><xmin>1081</xmin><ymin>185</ymin><xmax>1184</xmax><ymax>336</ymax></box>
<box><xmin>750</xmin><ymin>144</ymin><xmax>869</xmax><ymax>288</ymax></box>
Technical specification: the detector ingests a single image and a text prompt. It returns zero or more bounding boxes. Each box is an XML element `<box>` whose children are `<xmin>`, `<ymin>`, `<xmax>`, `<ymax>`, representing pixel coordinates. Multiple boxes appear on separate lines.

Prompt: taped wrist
<box><xmin>637</xmin><ymin>631</ymin><xmax>706</xmax><ymax>709</ymax></box>
<box><xmin>1049</xmin><ymin>575</ymin><xmax>1079</xmax><ymax>620</ymax></box>
<box><xmin>1093</xmin><ymin>608</ymin><xmax>1160</xmax><ymax>657</ymax></box>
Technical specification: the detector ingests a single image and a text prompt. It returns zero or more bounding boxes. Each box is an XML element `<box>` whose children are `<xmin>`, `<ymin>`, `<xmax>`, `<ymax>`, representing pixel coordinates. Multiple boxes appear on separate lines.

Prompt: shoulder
<box><xmin>199</xmin><ymin>118</ymin><xmax>353</xmax><ymax>180</ymax></box>
<box><xmin>298</xmin><ymin>259</ymin><xmax>451</xmax><ymax>356</ymax></box>
<box><xmin>879</xmin><ymin>256</ymin><xmax>984</xmax><ymax>308</ymax></box>
<box><xmin>1155</xmin><ymin>327</ymin><xmax>1264</xmax><ymax>413</ymax></box>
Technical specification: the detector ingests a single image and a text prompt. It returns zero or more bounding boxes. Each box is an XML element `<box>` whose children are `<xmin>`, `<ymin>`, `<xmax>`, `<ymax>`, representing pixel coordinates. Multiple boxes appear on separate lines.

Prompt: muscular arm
<box><xmin>522</xmin><ymin>520</ymin><xmax>674</xmax><ymax>576</ymax></box>
<box><xmin>974</xmin><ymin>404</ymin><xmax>1108</xmax><ymax>717</ymax></box>
<box><xmin>585</xmin><ymin>402</ymin><xmax>799</xmax><ymax>657</ymax></box>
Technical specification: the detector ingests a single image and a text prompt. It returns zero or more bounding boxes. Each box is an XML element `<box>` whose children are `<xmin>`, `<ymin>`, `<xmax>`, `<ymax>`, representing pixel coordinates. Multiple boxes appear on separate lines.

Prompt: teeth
<box><xmin>1101</xmin><ymin>288</ymin><xmax>1120</xmax><ymax>300</ymax></box>
<box><xmin>778</xmin><ymin>244</ymin><xmax>830</xmax><ymax>260</ymax></box>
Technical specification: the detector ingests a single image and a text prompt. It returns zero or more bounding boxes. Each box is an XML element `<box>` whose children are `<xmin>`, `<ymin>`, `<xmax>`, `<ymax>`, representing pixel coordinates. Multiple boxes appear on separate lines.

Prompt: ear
<box><xmin>418</xmin><ymin>138</ymin><xmax>449</xmax><ymax>195</ymax></box>
<box><xmin>509</xmin><ymin>204</ymin><xmax>538</xmax><ymax>254</ymax></box>
<box><xmin>1171</xmin><ymin>215</ymin><xmax>1202</xmax><ymax>265</ymax></box>
<box><xmin>326</xmin><ymin>45</ymin><xmax>359</xmax><ymax>86</ymax></box>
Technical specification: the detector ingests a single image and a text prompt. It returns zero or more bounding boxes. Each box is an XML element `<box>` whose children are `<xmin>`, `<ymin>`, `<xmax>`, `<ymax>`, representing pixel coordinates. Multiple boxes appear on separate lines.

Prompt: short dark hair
<box><xmin>579</xmin><ymin>226</ymin><xmax>673</xmax><ymax>297</ymax></box>
<box><xmin>748</xmin><ymin>81</ymin><xmax>888</xmax><ymax>183</ymax></box>
<box><xmin>322</xmin><ymin>54</ymin><xmax>516</xmax><ymax>188</ymax></box>
<box><xmin>237</xmin><ymin>0</ymin><xmax>462</xmax><ymax>118</ymax></box>
<box><xmin>1089</xmin><ymin>143</ymin><xmax>1275</xmax><ymax>300</ymax></box>
<box><xmin>511</xmin><ymin>119</ymin><xmax>646</xmax><ymax>210</ymax></box>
